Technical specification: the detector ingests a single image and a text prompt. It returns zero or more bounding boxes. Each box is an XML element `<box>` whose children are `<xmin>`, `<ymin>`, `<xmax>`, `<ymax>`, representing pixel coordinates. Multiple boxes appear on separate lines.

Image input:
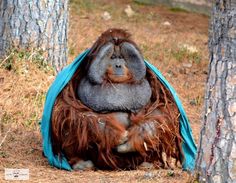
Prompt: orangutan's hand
<box><xmin>116</xmin><ymin>121</ymin><xmax>156</xmax><ymax>153</ymax></box>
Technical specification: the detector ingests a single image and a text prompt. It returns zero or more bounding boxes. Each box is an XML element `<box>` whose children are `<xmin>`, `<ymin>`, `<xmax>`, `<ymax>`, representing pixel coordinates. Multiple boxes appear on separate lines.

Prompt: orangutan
<box><xmin>51</xmin><ymin>28</ymin><xmax>182</xmax><ymax>170</ymax></box>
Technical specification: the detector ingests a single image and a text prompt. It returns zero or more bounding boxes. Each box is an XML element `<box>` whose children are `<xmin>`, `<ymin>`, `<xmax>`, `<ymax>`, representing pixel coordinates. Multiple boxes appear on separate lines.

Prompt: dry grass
<box><xmin>0</xmin><ymin>50</ymin><xmax>55</xmax><ymax>130</ymax></box>
<box><xmin>0</xmin><ymin>0</ymin><xmax>209</xmax><ymax>182</ymax></box>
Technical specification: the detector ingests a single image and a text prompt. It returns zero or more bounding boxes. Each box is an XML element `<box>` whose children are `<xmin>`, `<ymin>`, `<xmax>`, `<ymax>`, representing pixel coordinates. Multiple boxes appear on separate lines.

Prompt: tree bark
<box><xmin>195</xmin><ymin>1</ymin><xmax>236</xmax><ymax>183</ymax></box>
<box><xmin>0</xmin><ymin>0</ymin><xmax>69</xmax><ymax>70</ymax></box>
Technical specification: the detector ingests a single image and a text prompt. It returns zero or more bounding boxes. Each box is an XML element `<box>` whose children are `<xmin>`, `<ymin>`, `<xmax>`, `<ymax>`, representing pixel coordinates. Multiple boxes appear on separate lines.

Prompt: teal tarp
<box><xmin>41</xmin><ymin>50</ymin><xmax>197</xmax><ymax>171</ymax></box>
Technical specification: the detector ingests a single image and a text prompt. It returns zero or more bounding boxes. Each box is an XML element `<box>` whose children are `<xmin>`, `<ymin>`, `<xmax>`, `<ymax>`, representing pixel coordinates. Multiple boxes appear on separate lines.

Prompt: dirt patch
<box><xmin>0</xmin><ymin>0</ymin><xmax>209</xmax><ymax>182</ymax></box>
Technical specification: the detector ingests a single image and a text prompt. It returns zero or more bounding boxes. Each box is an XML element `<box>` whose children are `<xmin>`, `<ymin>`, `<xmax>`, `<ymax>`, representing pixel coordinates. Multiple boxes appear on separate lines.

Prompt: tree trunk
<box><xmin>0</xmin><ymin>0</ymin><xmax>69</xmax><ymax>70</ymax></box>
<box><xmin>195</xmin><ymin>1</ymin><xmax>236</xmax><ymax>182</ymax></box>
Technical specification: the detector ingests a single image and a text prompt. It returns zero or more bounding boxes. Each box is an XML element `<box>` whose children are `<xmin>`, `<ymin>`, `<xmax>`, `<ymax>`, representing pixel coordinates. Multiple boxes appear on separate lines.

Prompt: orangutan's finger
<box><xmin>118</xmin><ymin>130</ymin><xmax>129</xmax><ymax>145</ymax></box>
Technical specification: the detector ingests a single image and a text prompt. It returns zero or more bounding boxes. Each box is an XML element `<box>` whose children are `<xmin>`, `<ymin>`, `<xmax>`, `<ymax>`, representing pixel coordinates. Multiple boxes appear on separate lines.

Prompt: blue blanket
<box><xmin>41</xmin><ymin>50</ymin><xmax>197</xmax><ymax>171</ymax></box>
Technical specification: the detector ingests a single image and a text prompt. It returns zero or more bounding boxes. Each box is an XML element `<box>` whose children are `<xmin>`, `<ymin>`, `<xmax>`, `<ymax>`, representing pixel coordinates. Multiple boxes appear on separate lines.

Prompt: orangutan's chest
<box><xmin>77</xmin><ymin>77</ymin><xmax>152</xmax><ymax>112</ymax></box>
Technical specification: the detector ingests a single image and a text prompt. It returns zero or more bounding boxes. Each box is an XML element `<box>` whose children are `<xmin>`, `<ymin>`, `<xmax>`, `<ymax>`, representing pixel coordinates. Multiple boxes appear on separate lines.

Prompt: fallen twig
<box><xmin>0</xmin><ymin>52</ymin><xmax>14</xmax><ymax>68</ymax></box>
<box><xmin>0</xmin><ymin>127</ymin><xmax>11</xmax><ymax>148</ymax></box>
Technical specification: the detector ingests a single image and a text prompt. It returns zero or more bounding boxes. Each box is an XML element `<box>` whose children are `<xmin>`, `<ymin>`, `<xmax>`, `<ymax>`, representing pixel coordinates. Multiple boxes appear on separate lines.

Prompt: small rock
<box><xmin>162</xmin><ymin>21</ymin><xmax>171</xmax><ymax>26</ymax></box>
<box><xmin>102</xmin><ymin>11</ymin><xmax>111</xmax><ymax>21</ymax></box>
<box><xmin>124</xmin><ymin>5</ymin><xmax>135</xmax><ymax>17</ymax></box>
<box><xmin>182</xmin><ymin>63</ymin><xmax>192</xmax><ymax>68</ymax></box>
<box><xmin>144</xmin><ymin>172</ymin><xmax>154</xmax><ymax>179</ymax></box>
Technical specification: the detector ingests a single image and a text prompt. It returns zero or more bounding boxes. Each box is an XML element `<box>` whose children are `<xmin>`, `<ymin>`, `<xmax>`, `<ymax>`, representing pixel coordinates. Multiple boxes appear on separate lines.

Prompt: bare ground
<box><xmin>0</xmin><ymin>0</ymin><xmax>209</xmax><ymax>182</ymax></box>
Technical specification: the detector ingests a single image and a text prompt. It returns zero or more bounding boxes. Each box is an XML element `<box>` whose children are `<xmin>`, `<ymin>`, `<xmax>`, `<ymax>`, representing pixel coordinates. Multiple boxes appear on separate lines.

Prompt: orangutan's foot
<box><xmin>138</xmin><ymin>162</ymin><xmax>155</xmax><ymax>170</ymax></box>
<box><xmin>116</xmin><ymin>141</ymin><xmax>135</xmax><ymax>153</ymax></box>
<box><xmin>72</xmin><ymin>160</ymin><xmax>94</xmax><ymax>170</ymax></box>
